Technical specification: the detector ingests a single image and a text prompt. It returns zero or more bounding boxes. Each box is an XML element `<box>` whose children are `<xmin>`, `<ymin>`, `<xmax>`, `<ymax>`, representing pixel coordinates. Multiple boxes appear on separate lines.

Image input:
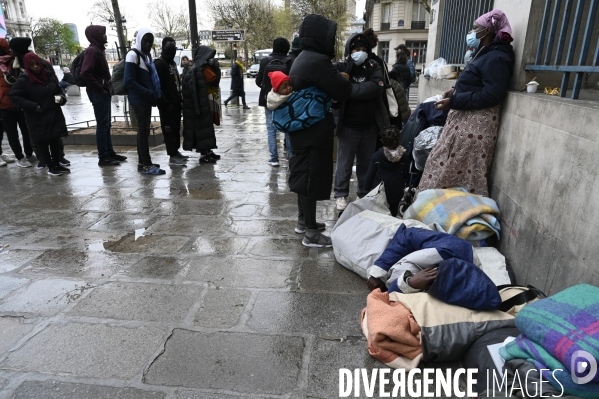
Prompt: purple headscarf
<box><xmin>475</xmin><ymin>10</ymin><xmax>513</xmax><ymax>43</ymax></box>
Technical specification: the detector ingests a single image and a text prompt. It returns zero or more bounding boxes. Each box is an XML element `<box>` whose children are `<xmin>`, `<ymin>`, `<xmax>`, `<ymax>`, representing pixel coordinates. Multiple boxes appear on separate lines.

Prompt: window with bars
<box><xmin>379</xmin><ymin>41</ymin><xmax>390</xmax><ymax>64</ymax></box>
<box><xmin>411</xmin><ymin>0</ymin><xmax>427</xmax><ymax>29</ymax></box>
<box><xmin>406</xmin><ymin>41</ymin><xmax>428</xmax><ymax>64</ymax></box>
<box><xmin>381</xmin><ymin>3</ymin><xmax>391</xmax><ymax>31</ymax></box>
<box><xmin>2</xmin><ymin>2</ymin><xmax>10</xmax><ymax>20</ymax></box>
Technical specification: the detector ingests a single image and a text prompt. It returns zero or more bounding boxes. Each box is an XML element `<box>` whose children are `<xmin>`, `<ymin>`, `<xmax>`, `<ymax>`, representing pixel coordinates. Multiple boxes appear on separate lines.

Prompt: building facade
<box><xmin>364</xmin><ymin>0</ymin><xmax>429</xmax><ymax>69</ymax></box>
<box><xmin>66</xmin><ymin>23</ymin><xmax>80</xmax><ymax>46</ymax></box>
<box><xmin>2</xmin><ymin>0</ymin><xmax>32</xmax><ymax>39</ymax></box>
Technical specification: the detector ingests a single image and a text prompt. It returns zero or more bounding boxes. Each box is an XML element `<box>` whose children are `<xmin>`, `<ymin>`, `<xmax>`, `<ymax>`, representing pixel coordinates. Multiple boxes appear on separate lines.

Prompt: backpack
<box><xmin>110</xmin><ymin>49</ymin><xmax>142</xmax><ymax>96</ymax></box>
<box><xmin>260</xmin><ymin>56</ymin><xmax>290</xmax><ymax>95</ymax></box>
<box><xmin>71</xmin><ymin>52</ymin><xmax>86</xmax><ymax>87</ymax></box>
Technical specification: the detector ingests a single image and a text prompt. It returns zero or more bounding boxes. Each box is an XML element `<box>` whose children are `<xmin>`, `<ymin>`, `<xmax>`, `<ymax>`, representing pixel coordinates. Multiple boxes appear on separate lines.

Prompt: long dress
<box><xmin>417</xmin><ymin>105</ymin><xmax>501</xmax><ymax>197</ymax></box>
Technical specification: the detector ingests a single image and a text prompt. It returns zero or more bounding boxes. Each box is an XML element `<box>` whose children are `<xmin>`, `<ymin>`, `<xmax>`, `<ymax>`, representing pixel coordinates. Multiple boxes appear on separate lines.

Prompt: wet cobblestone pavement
<box><xmin>0</xmin><ymin>105</ymin><xmax>459</xmax><ymax>398</ymax></box>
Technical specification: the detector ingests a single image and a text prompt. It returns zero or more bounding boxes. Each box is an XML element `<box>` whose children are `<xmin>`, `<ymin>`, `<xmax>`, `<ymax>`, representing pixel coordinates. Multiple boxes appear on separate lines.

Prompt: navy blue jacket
<box><xmin>450</xmin><ymin>40</ymin><xmax>514</xmax><ymax>110</ymax></box>
<box><xmin>362</xmin><ymin>147</ymin><xmax>410</xmax><ymax>215</ymax></box>
<box><xmin>124</xmin><ymin>50</ymin><xmax>157</xmax><ymax>106</ymax></box>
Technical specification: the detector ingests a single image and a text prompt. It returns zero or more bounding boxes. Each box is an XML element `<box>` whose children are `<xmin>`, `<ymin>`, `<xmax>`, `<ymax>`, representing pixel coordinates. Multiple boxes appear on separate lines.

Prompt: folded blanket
<box><xmin>500</xmin><ymin>284</ymin><xmax>599</xmax><ymax>398</ymax></box>
<box><xmin>360</xmin><ymin>289</ymin><xmax>423</xmax><ymax>369</ymax></box>
<box><xmin>405</xmin><ymin>188</ymin><xmax>501</xmax><ymax>240</ymax></box>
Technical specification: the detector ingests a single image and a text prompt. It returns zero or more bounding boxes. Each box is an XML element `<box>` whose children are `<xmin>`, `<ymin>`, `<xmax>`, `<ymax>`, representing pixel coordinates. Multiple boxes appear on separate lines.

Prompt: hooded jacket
<box><xmin>124</xmin><ymin>27</ymin><xmax>158</xmax><ymax>106</ymax></box>
<box><xmin>255</xmin><ymin>38</ymin><xmax>291</xmax><ymax>107</ymax></box>
<box><xmin>286</xmin><ymin>14</ymin><xmax>353</xmax><ymax>200</ymax></box>
<box><xmin>449</xmin><ymin>40</ymin><xmax>515</xmax><ymax>110</ymax></box>
<box><xmin>333</xmin><ymin>32</ymin><xmax>389</xmax><ymax>136</ymax></box>
<box><xmin>182</xmin><ymin>46</ymin><xmax>220</xmax><ymax>151</ymax></box>
<box><xmin>81</xmin><ymin>25</ymin><xmax>111</xmax><ymax>94</ymax></box>
<box><xmin>0</xmin><ymin>38</ymin><xmax>16</xmax><ymax>110</ymax></box>
<box><xmin>154</xmin><ymin>46</ymin><xmax>181</xmax><ymax>108</ymax></box>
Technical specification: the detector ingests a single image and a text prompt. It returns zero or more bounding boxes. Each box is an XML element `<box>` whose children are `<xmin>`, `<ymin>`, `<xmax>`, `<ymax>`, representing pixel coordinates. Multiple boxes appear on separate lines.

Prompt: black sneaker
<box><xmin>48</xmin><ymin>167</ymin><xmax>62</xmax><ymax>176</ymax></box>
<box><xmin>137</xmin><ymin>163</ymin><xmax>160</xmax><ymax>171</ymax></box>
<box><xmin>295</xmin><ymin>221</ymin><xmax>326</xmax><ymax>234</ymax></box>
<box><xmin>59</xmin><ymin>157</ymin><xmax>70</xmax><ymax>166</ymax></box>
<box><xmin>199</xmin><ymin>155</ymin><xmax>216</xmax><ymax>164</ymax></box>
<box><xmin>57</xmin><ymin>165</ymin><xmax>71</xmax><ymax>173</ymax></box>
<box><xmin>37</xmin><ymin>161</ymin><xmax>47</xmax><ymax>170</ymax></box>
<box><xmin>207</xmin><ymin>151</ymin><xmax>221</xmax><ymax>160</ymax></box>
<box><xmin>175</xmin><ymin>152</ymin><xmax>190</xmax><ymax>160</ymax></box>
<box><xmin>302</xmin><ymin>231</ymin><xmax>333</xmax><ymax>248</ymax></box>
<box><xmin>110</xmin><ymin>153</ymin><xmax>128</xmax><ymax>162</ymax></box>
<box><xmin>98</xmin><ymin>157</ymin><xmax>120</xmax><ymax>166</ymax></box>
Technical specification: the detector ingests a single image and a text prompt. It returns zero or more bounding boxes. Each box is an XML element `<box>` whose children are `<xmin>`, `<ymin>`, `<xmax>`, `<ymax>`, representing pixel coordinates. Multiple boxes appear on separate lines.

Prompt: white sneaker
<box><xmin>0</xmin><ymin>154</ymin><xmax>15</xmax><ymax>163</ymax></box>
<box><xmin>0</xmin><ymin>159</ymin><xmax>6</xmax><ymax>166</ymax></box>
<box><xmin>17</xmin><ymin>158</ymin><xmax>32</xmax><ymax>168</ymax></box>
<box><xmin>336</xmin><ymin>197</ymin><xmax>349</xmax><ymax>211</ymax></box>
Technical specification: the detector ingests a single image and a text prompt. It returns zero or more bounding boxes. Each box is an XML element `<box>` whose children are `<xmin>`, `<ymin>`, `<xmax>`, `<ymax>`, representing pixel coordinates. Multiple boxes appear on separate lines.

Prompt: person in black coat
<box><xmin>59</xmin><ymin>67</ymin><xmax>75</xmax><ymax>89</ymax></box>
<box><xmin>288</xmin><ymin>14</ymin><xmax>352</xmax><ymax>247</ymax></box>
<box><xmin>10</xmin><ymin>52</ymin><xmax>68</xmax><ymax>176</ymax></box>
<box><xmin>182</xmin><ymin>46</ymin><xmax>222</xmax><ymax>163</ymax></box>
<box><xmin>391</xmin><ymin>50</ymin><xmax>411</xmax><ymax>95</ymax></box>
<box><xmin>224</xmin><ymin>57</ymin><xmax>249</xmax><ymax>109</ymax></box>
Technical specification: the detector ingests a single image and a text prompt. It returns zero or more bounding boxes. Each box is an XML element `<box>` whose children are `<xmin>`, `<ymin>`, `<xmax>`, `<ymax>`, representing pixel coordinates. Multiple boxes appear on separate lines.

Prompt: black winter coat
<box><xmin>287</xmin><ymin>14</ymin><xmax>352</xmax><ymax>200</ymax></box>
<box><xmin>450</xmin><ymin>40</ymin><xmax>514</xmax><ymax>110</ymax></box>
<box><xmin>10</xmin><ymin>73</ymin><xmax>67</xmax><ymax>142</ymax></box>
<box><xmin>255</xmin><ymin>53</ymin><xmax>291</xmax><ymax>107</ymax></box>
<box><xmin>392</xmin><ymin>62</ymin><xmax>411</xmax><ymax>91</ymax></box>
<box><xmin>61</xmin><ymin>72</ymin><xmax>76</xmax><ymax>85</ymax></box>
<box><xmin>154</xmin><ymin>55</ymin><xmax>182</xmax><ymax>108</ymax></box>
<box><xmin>230</xmin><ymin>61</ymin><xmax>244</xmax><ymax>96</ymax></box>
<box><xmin>182</xmin><ymin>46</ymin><xmax>221</xmax><ymax>152</ymax></box>
<box><xmin>363</xmin><ymin>147</ymin><xmax>410</xmax><ymax>216</ymax></box>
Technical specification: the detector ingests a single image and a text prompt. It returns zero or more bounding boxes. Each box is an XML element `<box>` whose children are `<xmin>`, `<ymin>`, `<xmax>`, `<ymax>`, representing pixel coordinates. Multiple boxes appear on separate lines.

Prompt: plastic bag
<box><xmin>413</xmin><ymin>126</ymin><xmax>443</xmax><ymax>171</ymax></box>
<box><xmin>423</xmin><ymin>58</ymin><xmax>447</xmax><ymax>79</ymax></box>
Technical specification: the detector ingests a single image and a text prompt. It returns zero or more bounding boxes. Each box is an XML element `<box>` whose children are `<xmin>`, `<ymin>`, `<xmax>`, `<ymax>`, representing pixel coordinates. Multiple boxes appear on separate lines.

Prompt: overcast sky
<box><xmin>25</xmin><ymin>0</ymin><xmax>366</xmax><ymax>48</ymax></box>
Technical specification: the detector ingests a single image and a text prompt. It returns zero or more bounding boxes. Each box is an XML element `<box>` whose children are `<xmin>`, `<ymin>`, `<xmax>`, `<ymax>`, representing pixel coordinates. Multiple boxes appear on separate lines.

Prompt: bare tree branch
<box><xmin>147</xmin><ymin>0</ymin><xmax>189</xmax><ymax>40</ymax></box>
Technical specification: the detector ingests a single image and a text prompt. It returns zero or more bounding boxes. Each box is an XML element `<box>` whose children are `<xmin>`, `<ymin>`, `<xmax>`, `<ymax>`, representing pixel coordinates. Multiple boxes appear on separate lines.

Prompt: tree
<box><xmin>31</xmin><ymin>18</ymin><xmax>78</xmax><ymax>62</ymax></box>
<box><xmin>147</xmin><ymin>0</ymin><xmax>190</xmax><ymax>41</ymax></box>
<box><xmin>88</xmin><ymin>0</ymin><xmax>128</xmax><ymax>24</ymax></box>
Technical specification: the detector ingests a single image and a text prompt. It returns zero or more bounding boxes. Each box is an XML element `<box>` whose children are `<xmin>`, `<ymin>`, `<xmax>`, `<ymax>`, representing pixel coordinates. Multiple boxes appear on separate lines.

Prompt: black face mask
<box><xmin>162</xmin><ymin>47</ymin><xmax>176</xmax><ymax>61</ymax></box>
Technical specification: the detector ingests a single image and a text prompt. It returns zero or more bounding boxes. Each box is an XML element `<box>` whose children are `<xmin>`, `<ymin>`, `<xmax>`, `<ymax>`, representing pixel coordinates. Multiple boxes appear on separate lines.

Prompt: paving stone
<box><xmin>247</xmin><ymin>292</ymin><xmax>365</xmax><ymax>336</ymax></box>
<box><xmin>194</xmin><ymin>288</ymin><xmax>251</xmax><ymax>328</ymax></box>
<box><xmin>0</xmin><ymin>225</ymin><xmax>34</xmax><ymax>246</ymax></box>
<box><xmin>177</xmin><ymin>392</ymin><xmax>263</xmax><ymax>399</ymax></box>
<box><xmin>228</xmin><ymin>204</ymin><xmax>261</xmax><ymax>218</ymax></box>
<box><xmin>67</xmin><ymin>177</ymin><xmax>126</xmax><ymax>187</ymax></box>
<box><xmin>260</xmin><ymin>204</ymin><xmax>300</xmax><ymax>219</ymax></box>
<box><xmin>148</xmin><ymin>216</ymin><xmax>231</xmax><ymax>236</ymax></box>
<box><xmin>190</xmin><ymin>237</ymin><xmax>249</xmax><ymax>256</ymax></box>
<box><xmin>82</xmin><ymin>197</ymin><xmax>160</xmax><ymax>213</ymax></box>
<box><xmin>0</xmin><ymin>317</ymin><xmax>34</xmax><ymax>354</ymax></box>
<box><xmin>248</xmin><ymin>238</ymin><xmax>311</xmax><ymax>258</ymax></box>
<box><xmin>2</xmin><ymin>323</ymin><xmax>167</xmax><ymax>379</ymax></box>
<box><xmin>9</xmin><ymin>230</ymin><xmax>127</xmax><ymax>251</ymax></box>
<box><xmin>11</xmin><ymin>380</ymin><xmax>166</xmax><ymax>399</ymax></box>
<box><xmin>14</xmin><ymin>211</ymin><xmax>104</xmax><ymax>229</ymax></box>
<box><xmin>156</xmin><ymin>200</ymin><xmax>225</xmax><ymax>216</ymax></box>
<box><xmin>18</xmin><ymin>250</ymin><xmax>139</xmax><ymax>279</ymax></box>
<box><xmin>70</xmin><ymin>282</ymin><xmax>201</xmax><ymax>323</ymax></box>
<box><xmin>131</xmin><ymin>188</ymin><xmax>181</xmax><ymax>199</ymax></box>
<box><xmin>93</xmin><ymin>187</ymin><xmax>140</xmax><ymax>197</ymax></box>
<box><xmin>125</xmin><ymin>256</ymin><xmax>189</xmax><ymax>279</ymax></box>
<box><xmin>105</xmin><ymin>234</ymin><xmax>189</xmax><ymax>254</ymax></box>
<box><xmin>246</xmin><ymin>192</ymin><xmax>299</xmax><ymax>205</ymax></box>
<box><xmin>0</xmin><ymin>249</ymin><xmax>43</xmax><ymax>273</ymax></box>
<box><xmin>144</xmin><ymin>329</ymin><xmax>304</xmax><ymax>395</ymax></box>
<box><xmin>0</xmin><ymin>279</ymin><xmax>86</xmax><ymax>316</ymax></box>
<box><xmin>0</xmin><ymin>276</ymin><xmax>29</xmax><ymax>300</ymax></box>
<box><xmin>298</xmin><ymin>260</ymin><xmax>369</xmax><ymax>294</ymax></box>
<box><xmin>88</xmin><ymin>213</ymin><xmax>158</xmax><ymax>232</ymax></box>
<box><xmin>8</xmin><ymin>195</ymin><xmax>92</xmax><ymax>211</ymax></box>
<box><xmin>229</xmin><ymin>219</ymin><xmax>300</xmax><ymax>237</ymax></box>
<box><xmin>186</xmin><ymin>257</ymin><xmax>295</xmax><ymax>288</ymax></box>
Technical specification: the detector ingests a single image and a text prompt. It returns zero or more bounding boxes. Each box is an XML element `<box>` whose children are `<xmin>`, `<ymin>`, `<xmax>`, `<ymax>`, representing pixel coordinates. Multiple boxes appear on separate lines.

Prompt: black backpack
<box><xmin>110</xmin><ymin>49</ymin><xmax>143</xmax><ymax>96</ymax></box>
<box><xmin>260</xmin><ymin>56</ymin><xmax>291</xmax><ymax>94</ymax></box>
<box><xmin>71</xmin><ymin>51</ymin><xmax>86</xmax><ymax>87</ymax></box>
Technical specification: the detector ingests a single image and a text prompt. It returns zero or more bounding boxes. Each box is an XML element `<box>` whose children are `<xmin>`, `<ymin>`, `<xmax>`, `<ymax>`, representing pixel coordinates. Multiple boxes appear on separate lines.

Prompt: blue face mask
<box><xmin>351</xmin><ymin>51</ymin><xmax>368</xmax><ymax>66</ymax></box>
<box><xmin>466</xmin><ymin>31</ymin><xmax>480</xmax><ymax>50</ymax></box>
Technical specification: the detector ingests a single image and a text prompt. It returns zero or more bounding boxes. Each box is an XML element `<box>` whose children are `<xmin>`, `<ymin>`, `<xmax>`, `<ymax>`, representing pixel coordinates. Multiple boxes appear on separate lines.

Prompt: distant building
<box><xmin>66</xmin><ymin>23</ymin><xmax>79</xmax><ymax>45</ymax></box>
<box><xmin>2</xmin><ymin>0</ymin><xmax>33</xmax><ymax>42</ymax></box>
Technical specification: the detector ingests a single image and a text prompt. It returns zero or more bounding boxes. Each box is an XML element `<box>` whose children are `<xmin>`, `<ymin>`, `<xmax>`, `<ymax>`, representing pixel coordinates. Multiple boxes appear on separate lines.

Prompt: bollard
<box><xmin>230</xmin><ymin>91</ymin><xmax>239</xmax><ymax>106</ymax></box>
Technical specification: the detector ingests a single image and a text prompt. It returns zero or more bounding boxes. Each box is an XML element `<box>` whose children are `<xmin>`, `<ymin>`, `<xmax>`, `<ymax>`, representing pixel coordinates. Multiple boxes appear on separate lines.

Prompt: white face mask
<box><xmin>351</xmin><ymin>51</ymin><xmax>368</xmax><ymax>66</ymax></box>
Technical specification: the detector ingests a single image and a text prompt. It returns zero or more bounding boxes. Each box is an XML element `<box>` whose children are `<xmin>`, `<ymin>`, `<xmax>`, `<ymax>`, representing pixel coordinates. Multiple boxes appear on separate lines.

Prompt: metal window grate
<box><xmin>411</xmin><ymin>21</ymin><xmax>426</xmax><ymax>30</ymax></box>
<box><xmin>381</xmin><ymin>22</ymin><xmax>391</xmax><ymax>31</ymax></box>
<box><xmin>525</xmin><ymin>0</ymin><xmax>599</xmax><ymax>99</ymax></box>
<box><xmin>438</xmin><ymin>0</ymin><xmax>495</xmax><ymax>64</ymax></box>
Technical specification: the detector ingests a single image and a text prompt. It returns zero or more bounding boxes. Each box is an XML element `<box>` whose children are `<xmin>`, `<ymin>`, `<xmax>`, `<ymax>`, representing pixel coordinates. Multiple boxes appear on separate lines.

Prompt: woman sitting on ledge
<box><xmin>418</xmin><ymin>9</ymin><xmax>515</xmax><ymax>197</ymax></box>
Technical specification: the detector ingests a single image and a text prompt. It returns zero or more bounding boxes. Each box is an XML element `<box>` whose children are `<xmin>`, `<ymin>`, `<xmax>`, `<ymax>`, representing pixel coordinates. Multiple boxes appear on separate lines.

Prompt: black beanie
<box><xmin>350</xmin><ymin>35</ymin><xmax>370</xmax><ymax>51</ymax></box>
<box><xmin>272</xmin><ymin>37</ymin><xmax>290</xmax><ymax>54</ymax></box>
<box><xmin>9</xmin><ymin>37</ymin><xmax>32</xmax><ymax>54</ymax></box>
<box><xmin>162</xmin><ymin>37</ymin><xmax>175</xmax><ymax>47</ymax></box>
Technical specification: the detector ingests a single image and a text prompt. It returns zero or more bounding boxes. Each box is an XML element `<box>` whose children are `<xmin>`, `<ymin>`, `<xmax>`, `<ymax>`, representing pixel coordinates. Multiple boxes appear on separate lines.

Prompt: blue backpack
<box><xmin>272</xmin><ymin>87</ymin><xmax>332</xmax><ymax>133</ymax></box>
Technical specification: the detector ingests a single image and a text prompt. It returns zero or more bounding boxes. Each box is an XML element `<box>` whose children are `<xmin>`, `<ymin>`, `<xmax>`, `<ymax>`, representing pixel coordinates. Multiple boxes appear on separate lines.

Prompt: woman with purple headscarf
<box><xmin>418</xmin><ymin>10</ymin><xmax>515</xmax><ymax>197</ymax></box>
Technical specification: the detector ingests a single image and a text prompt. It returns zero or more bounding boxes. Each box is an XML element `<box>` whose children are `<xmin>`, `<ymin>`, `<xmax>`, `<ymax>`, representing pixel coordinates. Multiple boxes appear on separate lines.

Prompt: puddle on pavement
<box><xmin>135</xmin><ymin>228</ymin><xmax>146</xmax><ymax>241</ymax></box>
<box><xmin>87</xmin><ymin>241</ymin><xmax>106</xmax><ymax>252</ymax></box>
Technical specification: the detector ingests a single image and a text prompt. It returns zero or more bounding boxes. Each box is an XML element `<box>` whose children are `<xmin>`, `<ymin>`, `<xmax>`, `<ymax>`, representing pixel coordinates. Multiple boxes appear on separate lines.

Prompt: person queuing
<box><xmin>256</xmin><ymin>38</ymin><xmax>292</xmax><ymax>167</ymax></box>
<box><xmin>288</xmin><ymin>14</ymin><xmax>352</xmax><ymax>247</ymax></box>
<box><xmin>154</xmin><ymin>37</ymin><xmax>188</xmax><ymax>166</ymax></box>
<box><xmin>81</xmin><ymin>25</ymin><xmax>126</xmax><ymax>167</ymax></box>
<box><xmin>418</xmin><ymin>10</ymin><xmax>514</xmax><ymax>197</ymax></box>
<box><xmin>391</xmin><ymin>49</ymin><xmax>411</xmax><ymax>97</ymax></box>
<box><xmin>0</xmin><ymin>38</ymin><xmax>32</xmax><ymax>168</ymax></box>
<box><xmin>9</xmin><ymin>37</ymin><xmax>70</xmax><ymax>169</ymax></box>
<box><xmin>332</xmin><ymin>32</ymin><xmax>388</xmax><ymax>212</ymax></box>
<box><xmin>182</xmin><ymin>46</ymin><xmax>221</xmax><ymax>164</ymax></box>
<box><xmin>124</xmin><ymin>28</ymin><xmax>165</xmax><ymax>175</ymax></box>
<box><xmin>180</xmin><ymin>56</ymin><xmax>192</xmax><ymax>82</ymax></box>
<box><xmin>10</xmin><ymin>53</ymin><xmax>69</xmax><ymax>176</ymax></box>
<box><xmin>394</xmin><ymin>44</ymin><xmax>416</xmax><ymax>98</ymax></box>
<box><xmin>59</xmin><ymin>67</ymin><xmax>75</xmax><ymax>90</ymax></box>
<box><xmin>223</xmin><ymin>57</ymin><xmax>249</xmax><ymax>109</ymax></box>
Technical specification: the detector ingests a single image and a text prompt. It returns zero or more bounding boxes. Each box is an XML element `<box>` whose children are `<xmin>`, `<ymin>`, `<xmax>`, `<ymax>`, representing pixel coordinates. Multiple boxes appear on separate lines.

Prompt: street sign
<box><xmin>211</xmin><ymin>30</ymin><xmax>245</xmax><ymax>42</ymax></box>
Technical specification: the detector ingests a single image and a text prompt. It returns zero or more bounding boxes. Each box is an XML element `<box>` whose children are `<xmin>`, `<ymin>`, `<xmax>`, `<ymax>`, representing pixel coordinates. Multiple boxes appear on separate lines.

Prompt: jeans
<box><xmin>334</xmin><ymin>125</ymin><xmax>378</xmax><ymax>198</ymax></box>
<box><xmin>36</xmin><ymin>138</ymin><xmax>61</xmax><ymax>168</ymax></box>
<box><xmin>265</xmin><ymin>108</ymin><xmax>291</xmax><ymax>161</ymax></box>
<box><xmin>158</xmin><ymin>104</ymin><xmax>181</xmax><ymax>156</ymax></box>
<box><xmin>131</xmin><ymin>104</ymin><xmax>153</xmax><ymax>167</ymax></box>
<box><xmin>297</xmin><ymin>194</ymin><xmax>317</xmax><ymax>230</ymax></box>
<box><xmin>88</xmin><ymin>91</ymin><xmax>114</xmax><ymax>159</ymax></box>
<box><xmin>0</xmin><ymin>110</ymin><xmax>31</xmax><ymax>159</ymax></box>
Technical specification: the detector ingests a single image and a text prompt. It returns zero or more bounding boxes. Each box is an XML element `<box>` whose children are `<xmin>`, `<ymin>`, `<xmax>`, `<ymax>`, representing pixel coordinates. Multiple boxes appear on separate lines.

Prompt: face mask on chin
<box><xmin>351</xmin><ymin>50</ymin><xmax>368</xmax><ymax>66</ymax></box>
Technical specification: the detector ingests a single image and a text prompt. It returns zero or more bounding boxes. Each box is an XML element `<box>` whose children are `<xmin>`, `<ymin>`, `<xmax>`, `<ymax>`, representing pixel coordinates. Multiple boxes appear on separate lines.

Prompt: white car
<box><xmin>246</xmin><ymin>64</ymin><xmax>260</xmax><ymax>78</ymax></box>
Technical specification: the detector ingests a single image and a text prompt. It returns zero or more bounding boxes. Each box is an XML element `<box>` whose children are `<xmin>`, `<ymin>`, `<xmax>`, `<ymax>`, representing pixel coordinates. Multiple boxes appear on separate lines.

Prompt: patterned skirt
<box><xmin>417</xmin><ymin>105</ymin><xmax>501</xmax><ymax>197</ymax></box>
